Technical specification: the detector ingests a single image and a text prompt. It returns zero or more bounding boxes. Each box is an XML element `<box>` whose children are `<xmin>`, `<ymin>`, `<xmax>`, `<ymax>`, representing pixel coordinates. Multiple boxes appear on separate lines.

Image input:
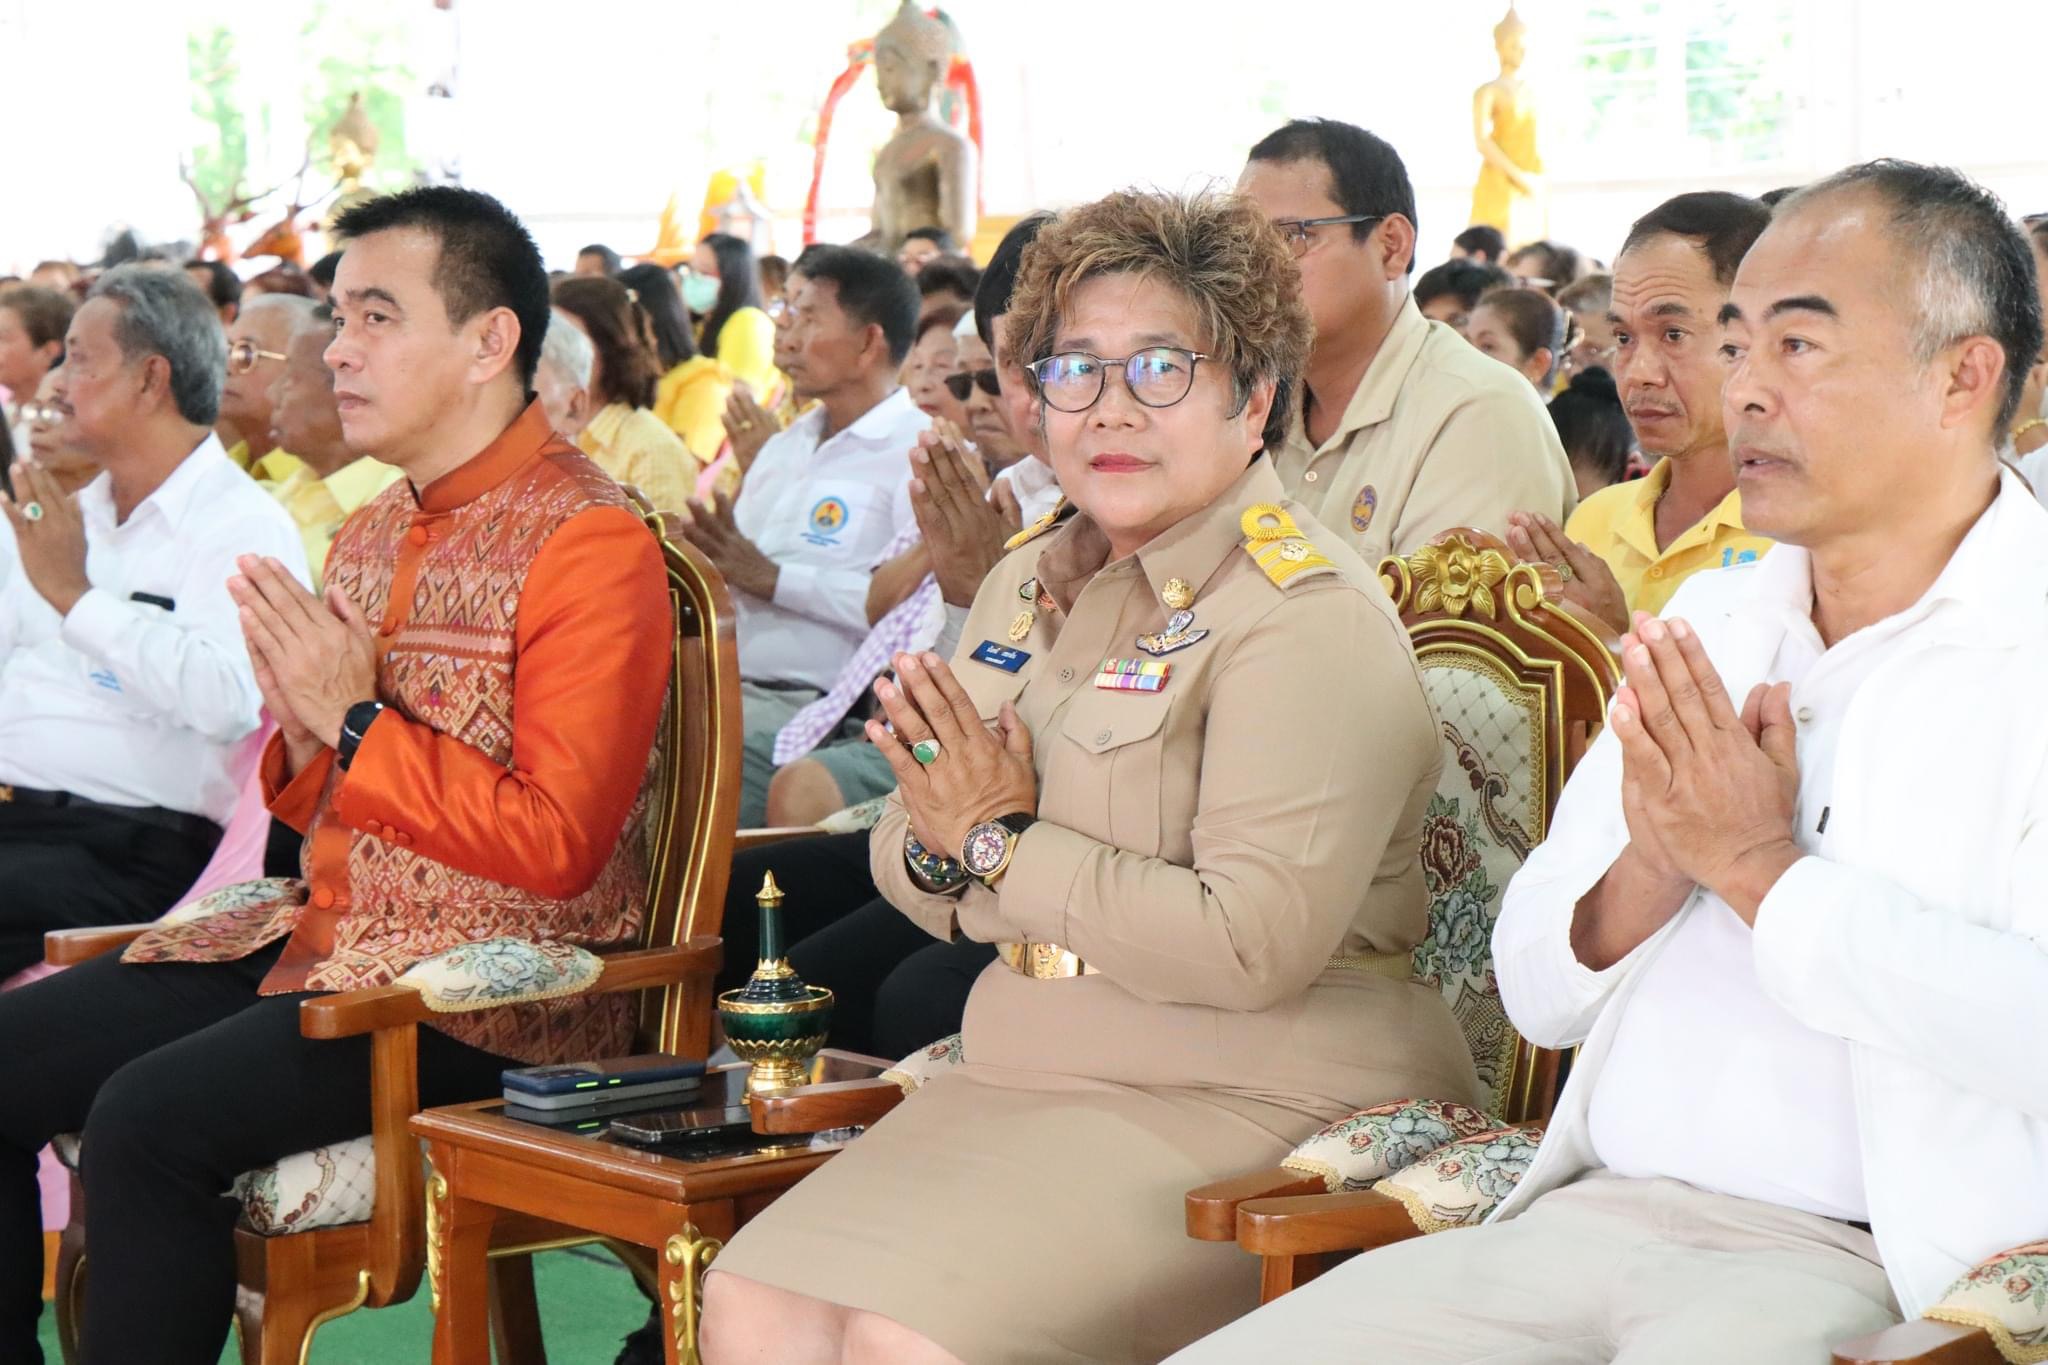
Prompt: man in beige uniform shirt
<box><xmin>1239</xmin><ymin>118</ymin><xmax>1576</xmax><ymax>563</ymax></box>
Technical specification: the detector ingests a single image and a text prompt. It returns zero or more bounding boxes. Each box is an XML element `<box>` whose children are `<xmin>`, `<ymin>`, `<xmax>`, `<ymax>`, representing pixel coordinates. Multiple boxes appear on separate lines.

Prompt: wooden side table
<box><xmin>409</xmin><ymin>1050</ymin><xmax>888</xmax><ymax>1364</ymax></box>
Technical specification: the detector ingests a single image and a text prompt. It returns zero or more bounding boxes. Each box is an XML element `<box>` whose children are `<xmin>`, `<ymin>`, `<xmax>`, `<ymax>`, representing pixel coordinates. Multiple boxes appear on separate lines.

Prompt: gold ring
<box><xmin>22</xmin><ymin>502</ymin><xmax>43</xmax><ymax>523</ymax></box>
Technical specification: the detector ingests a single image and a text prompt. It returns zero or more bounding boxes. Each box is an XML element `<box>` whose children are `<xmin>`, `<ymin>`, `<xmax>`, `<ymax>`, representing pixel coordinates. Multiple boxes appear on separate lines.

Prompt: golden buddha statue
<box><xmin>1470</xmin><ymin>5</ymin><xmax>1546</xmax><ymax>249</ymax></box>
<box><xmin>862</xmin><ymin>2</ymin><xmax>976</xmax><ymax>253</ymax></box>
<box><xmin>325</xmin><ymin>92</ymin><xmax>381</xmax><ymax>229</ymax></box>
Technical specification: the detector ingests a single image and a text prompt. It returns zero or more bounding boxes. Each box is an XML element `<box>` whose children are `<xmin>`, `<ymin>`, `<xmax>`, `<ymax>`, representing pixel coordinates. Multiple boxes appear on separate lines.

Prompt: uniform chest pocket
<box><xmin>1048</xmin><ymin>690</ymin><xmax>1173</xmax><ymax>855</ymax></box>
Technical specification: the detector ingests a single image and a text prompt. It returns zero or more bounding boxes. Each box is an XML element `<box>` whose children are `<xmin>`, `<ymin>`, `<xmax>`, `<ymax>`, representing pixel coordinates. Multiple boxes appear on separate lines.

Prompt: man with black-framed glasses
<box><xmin>1239</xmin><ymin>118</ymin><xmax>1574</xmax><ymax>565</ymax></box>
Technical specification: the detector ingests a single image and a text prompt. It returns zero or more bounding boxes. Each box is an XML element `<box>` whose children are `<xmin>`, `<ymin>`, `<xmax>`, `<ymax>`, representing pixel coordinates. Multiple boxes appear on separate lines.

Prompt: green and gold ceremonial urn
<box><xmin>717</xmin><ymin>872</ymin><xmax>835</xmax><ymax>1095</ymax></box>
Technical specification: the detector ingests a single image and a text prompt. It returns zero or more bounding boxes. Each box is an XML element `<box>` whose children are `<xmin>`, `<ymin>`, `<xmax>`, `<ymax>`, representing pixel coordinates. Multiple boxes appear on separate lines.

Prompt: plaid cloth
<box><xmin>772</xmin><ymin>522</ymin><xmax>936</xmax><ymax>763</ymax></box>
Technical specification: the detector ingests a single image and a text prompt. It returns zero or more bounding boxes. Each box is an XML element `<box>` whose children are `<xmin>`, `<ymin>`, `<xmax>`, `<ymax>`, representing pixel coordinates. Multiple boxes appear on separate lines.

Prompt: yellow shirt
<box><xmin>250</xmin><ymin>448</ymin><xmax>306</xmax><ymax>485</ymax></box>
<box><xmin>266</xmin><ymin>455</ymin><xmax>406</xmax><ymax>588</ymax></box>
<box><xmin>652</xmin><ymin>357</ymin><xmax>735</xmax><ymax>464</ymax></box>
<box><xmin>1564</xmin><ymin>457</ymin><xmax>1774</xmax><ymax>617</ymax></box>
<box><xmin>711</xmin><ymin>307</ymin><xmax>785</xmax><ymax>405</ymax></box>
<box><xmin>227</xmin><ymin>438</ymin><xmax>307</xmax><ymax>485</ymax></box>
<box><xmin>576</xmin><ymin>402</ymin><xmax>695</xmax><ymax>514</ymax></box>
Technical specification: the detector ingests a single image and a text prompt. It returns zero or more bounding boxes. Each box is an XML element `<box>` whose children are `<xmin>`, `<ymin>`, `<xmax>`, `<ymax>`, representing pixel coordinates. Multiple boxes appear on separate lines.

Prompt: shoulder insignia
<box><xmin>1004</xmin><ymin>496</ymin><xmax>1067</xmax><ymax>551</ymax></box>
<box><xmin>1240</xmin><ymin>502</ymin><xmax>1338</xmax><ymax>589</ymax></box>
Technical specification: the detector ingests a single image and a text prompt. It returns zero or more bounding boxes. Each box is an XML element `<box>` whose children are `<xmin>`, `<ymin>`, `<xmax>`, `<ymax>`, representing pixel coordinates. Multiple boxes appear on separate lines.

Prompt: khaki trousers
<box><xmin>1168</xmin><ymin>1173</ymin><xmax>1900</xmax><ymax>1364</ymax></box>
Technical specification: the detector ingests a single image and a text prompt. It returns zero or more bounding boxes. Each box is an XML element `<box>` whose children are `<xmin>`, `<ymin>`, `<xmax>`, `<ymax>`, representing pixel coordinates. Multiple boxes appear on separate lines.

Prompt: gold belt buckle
<box><xmin>998</xmin><ymin>941</ymin><xmax>1093</xmax><ymax>979</ymax></box>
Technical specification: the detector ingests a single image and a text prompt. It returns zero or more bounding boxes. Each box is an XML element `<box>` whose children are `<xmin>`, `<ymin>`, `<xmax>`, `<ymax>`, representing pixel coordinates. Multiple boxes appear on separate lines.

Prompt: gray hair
<box><xmin>1779</xmin><ymin>160</ymin><xmax>2044</xmax><ymax>433</ymax></box>
<box><xmin>241</xmin><ymin>292</ymin><xmax>321</xmax><ymax>330</ymax></box>
<box><xmin>541</xmin><ymin>308</ymin><xmax>595</xmax><ymax>389</ymax></box>
<box><xmin>87</xmin><ymin>264</ymin><xmax>227</xmax><ymax>425</ymax></box>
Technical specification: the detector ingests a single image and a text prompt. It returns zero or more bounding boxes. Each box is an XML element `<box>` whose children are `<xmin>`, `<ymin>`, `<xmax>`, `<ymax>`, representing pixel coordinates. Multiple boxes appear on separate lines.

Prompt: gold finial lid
<box><xmin>757</xmin><ymin>871</ymin><xmax>784</xmax><ymax>906</ymax></box>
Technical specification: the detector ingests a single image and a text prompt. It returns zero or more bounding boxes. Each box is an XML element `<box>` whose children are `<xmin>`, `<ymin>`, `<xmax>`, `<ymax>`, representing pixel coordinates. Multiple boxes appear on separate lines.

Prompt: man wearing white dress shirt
<box><xmin>0</xmin><ymin>265</ymin><xmax>304</xmax><ymax>976</ymax></box>
<box><xmin>1174</xmin><ymin>161</ymin><xmax>2048</xmax><ymax>1364</ymax></box>
<box><xmin>676</xmin><ymin>245</ymin><xmax>928</xmax><ymax>826</ymax></box>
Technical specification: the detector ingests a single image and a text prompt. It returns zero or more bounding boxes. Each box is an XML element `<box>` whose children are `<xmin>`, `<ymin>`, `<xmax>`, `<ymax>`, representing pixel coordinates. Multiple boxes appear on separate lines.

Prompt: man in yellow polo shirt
<box><xmin>261</xmin><ymin>308</ymin><xmax>402</xmax><ymax>585</ymax></box>
<box><xmin>220</xmin><ymin>295</ymin><xmax>316</xmax><ymax>482</ymax></box>
<box><xmin>1509</xmin><ymin>191</ymin><xmax>1775</xmax><ymax>634</ymax></box>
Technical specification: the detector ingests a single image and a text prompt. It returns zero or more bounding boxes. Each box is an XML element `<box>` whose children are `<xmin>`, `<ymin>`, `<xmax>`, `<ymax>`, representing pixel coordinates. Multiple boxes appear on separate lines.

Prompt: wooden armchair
<box><xmin>1831</xmin><ymin>1238</ymin><xmax>2048</xmax><ymax>1364</ymax></box>
<box><xmin>1183</xmin><ymin>529</ymin><xmax>1618</xmax><ymax>1301</ymax></box>
<box><xmin>45</xmin><ymin>511</ymin><xmax>744</xmax><ymax>1365</ymax></box>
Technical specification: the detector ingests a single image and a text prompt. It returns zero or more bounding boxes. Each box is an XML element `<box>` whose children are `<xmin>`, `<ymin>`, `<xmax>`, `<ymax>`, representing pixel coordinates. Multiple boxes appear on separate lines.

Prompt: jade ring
<box><xmin>22</xmin><ymin>502</ymin><xmax>43</xmax><ymax>523</ymax></box>
<box><xmin>911</xmin><ymin>738</ymin><xmax>943</xmax><ymax>766</ymax></box>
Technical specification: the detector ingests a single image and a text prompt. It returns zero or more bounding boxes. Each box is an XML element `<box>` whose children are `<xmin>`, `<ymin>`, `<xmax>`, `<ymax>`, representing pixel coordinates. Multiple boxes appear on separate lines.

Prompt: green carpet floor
<box><xmin>35</xmin><ymin>1245</ymin><xmax>651</xmax><ymax>1363</ymax></box>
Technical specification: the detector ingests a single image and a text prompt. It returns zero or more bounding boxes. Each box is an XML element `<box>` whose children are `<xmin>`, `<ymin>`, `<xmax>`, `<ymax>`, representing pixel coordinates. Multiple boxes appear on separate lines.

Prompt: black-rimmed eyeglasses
<box><xmin>943</xmin><ymin>367</ymin><xmax>1000</xmax><ymax>402</ymax></box>
<box><xmin>1272</xmin><ymin>214</ymin><xmax>1383</xmax><ymax>256</ymax></box>
<box><xmin>1028</xmin><ymin>347</ymin><xmax>1211</xmax><ymax>413</ymax></box>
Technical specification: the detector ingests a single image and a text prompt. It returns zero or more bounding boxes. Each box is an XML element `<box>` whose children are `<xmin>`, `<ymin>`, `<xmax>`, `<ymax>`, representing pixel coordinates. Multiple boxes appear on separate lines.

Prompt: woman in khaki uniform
<box><xmin>703</xmin><ymin>190</ymin><xmax>1482</xmax><ymax>1365</ymax></box>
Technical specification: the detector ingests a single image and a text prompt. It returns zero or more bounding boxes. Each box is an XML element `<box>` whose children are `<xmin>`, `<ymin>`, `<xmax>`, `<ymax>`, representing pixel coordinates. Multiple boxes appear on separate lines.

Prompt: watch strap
<box><xmin>337</xmin><ymin>700</ymin><xmax>387</xmax><ymax>772</ymax></box>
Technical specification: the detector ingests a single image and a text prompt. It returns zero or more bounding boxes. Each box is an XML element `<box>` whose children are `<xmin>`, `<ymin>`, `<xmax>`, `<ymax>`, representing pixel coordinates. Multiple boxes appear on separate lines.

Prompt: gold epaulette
<box><xmin>1004</xmin><ymin>496</ymin><xmax>1067</xmax><ymax>550</ymax></box>
<box><xmin>1240</xmin><ymin>502</ymin><xmax>1338</xmax><ymax>589</ymax></box>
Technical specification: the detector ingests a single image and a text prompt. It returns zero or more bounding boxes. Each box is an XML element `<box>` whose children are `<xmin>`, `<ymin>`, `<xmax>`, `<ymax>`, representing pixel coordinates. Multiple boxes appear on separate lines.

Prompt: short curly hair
<box><xmin>1006</xmin><ymin>189</ymin><xmax>1313</xmax><ymax>451</ymax></box>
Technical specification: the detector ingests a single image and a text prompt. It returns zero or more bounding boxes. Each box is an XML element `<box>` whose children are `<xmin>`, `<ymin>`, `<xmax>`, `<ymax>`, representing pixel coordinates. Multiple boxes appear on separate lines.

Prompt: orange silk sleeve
<box><xmin>262</xmin><ymin>729</ymin><xmax>334</xmax><ymax>836</ymax></box>
<box><xmin>328</xmin><ymin>505</ymin><xmax>671</xmax><ymax>900</ymax></box>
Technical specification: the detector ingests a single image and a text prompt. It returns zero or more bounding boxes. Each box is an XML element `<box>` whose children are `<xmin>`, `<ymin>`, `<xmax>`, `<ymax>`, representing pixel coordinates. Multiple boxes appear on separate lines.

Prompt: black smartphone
<box><xmin>607</xmin><ymin>1106</ymin><xmax>754</xmax><ymax>1148</ymax></box>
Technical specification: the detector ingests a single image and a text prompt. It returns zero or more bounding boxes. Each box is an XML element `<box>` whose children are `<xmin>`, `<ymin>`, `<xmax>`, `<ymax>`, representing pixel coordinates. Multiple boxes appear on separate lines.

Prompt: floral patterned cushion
<box><xmin>394</xmin><ymin>936</ymin><xmax>603</xmax><ymax>1012</ymax></box>
<box><xmin>160</xmin><ymin>876</ymin><xmax>299</xmax><ymax>926</ymax></box>
<box><xmin>881</xmin><ymin>1032</ymin><xmax>965</xmax><ymax>1094</ymax></box>
<box><xmin>1372</xmin><ymin>1123</ymin><xmax>1546</xmax><ymax>1234</ymax></box>
<box><xmin>233</xmin><ymin>1137</ymin><xmax>380</xmax><ymax>1235</ymax></box>
<box><xmin>1925</xmin><ymin>1240</ymin><xmax>2048</xmax><ymax>1363</ymax></box>
<box><xmin>817</xmin><ymin>795</ymin><xmax>889</xmax><ymax>835</ymax></box>
<box><xmin>1415</xmin><ymin>656</ymin><xmax>1543</xmax><ymax>1115</ymax></box>
<box><xmin>54</xmin><ymin>1132</ymin><xmax>380</xmax><ymax>1235</ymax></box>
<box><xmin>1281</xmin><ymin>1099</ymin><xmax>1503</xmax><ymax>1192</ymax></box>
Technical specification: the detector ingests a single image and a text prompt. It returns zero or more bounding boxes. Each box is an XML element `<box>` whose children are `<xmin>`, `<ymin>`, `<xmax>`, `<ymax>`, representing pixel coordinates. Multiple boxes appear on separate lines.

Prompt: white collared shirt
<box><xmin>1491</xmin><ymin>469</ymin><xmax>2048</xmax><ymax>1314</ymax></box>
<box><xmin>1585</xmin><ymin>576</ymin><xmax>1875</xmax><ymax>1220</ymax></box>
<box><xmin>732</xmin><ymin>386</ymin><xmax>928</xmax><ymax>690</ymax></box>
<box><xmin>0</xmin><ymin>433</ymin><xmax>308</xmax><ymax>821</ymax></box>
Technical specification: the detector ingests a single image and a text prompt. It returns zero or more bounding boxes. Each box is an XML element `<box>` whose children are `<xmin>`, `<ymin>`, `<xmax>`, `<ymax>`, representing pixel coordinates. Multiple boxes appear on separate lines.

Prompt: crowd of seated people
<box><xmin>2</xmin><ymin>108</ymin><xmax>2046</xmax><ymax>1365</ymax></box>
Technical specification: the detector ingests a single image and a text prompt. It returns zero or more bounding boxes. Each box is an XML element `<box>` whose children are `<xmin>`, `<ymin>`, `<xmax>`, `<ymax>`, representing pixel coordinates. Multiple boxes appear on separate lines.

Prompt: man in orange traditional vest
<box><xmin>0</xmin><ymin>186</ymin><xmax>672</xmax><ymax>1365</ymax></box>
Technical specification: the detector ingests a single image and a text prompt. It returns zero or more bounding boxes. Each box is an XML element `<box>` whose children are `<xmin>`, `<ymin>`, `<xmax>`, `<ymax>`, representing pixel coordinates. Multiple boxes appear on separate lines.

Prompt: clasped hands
<box><xmin>227</xmin><ymin>556</ymin><xmax>378</xmax><ymax>770</ymax></box>
<box><xmin>1609</xmin><ymin>611</ymin><xmax>1803</xmax><ymax>921</ymax></box>
<box><xmin>911</xmin><ymin>419</ymin><xmax>1022</xmax><ymax>608</ymax></box>
<box><xmin>677</xmin><ymin>488</ymin><xmax>781</xmax><ymax>601</ymax></box>
<box><xmin>865</xmin><ymin>650</ymin><xmax>1037</xmax><ymax>863</ymax></box>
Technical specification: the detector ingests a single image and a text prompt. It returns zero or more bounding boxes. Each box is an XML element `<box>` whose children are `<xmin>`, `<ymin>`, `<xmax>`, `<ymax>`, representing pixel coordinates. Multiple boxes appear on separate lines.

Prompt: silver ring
<box><xmin>1554</xmin><ymin>559</ymin><xmax>1574</xmax><ymax>582</ymax></box>
<box><xmin>21</xmin><ymin>502</ymin><xmax>43</xmax><ymax>523</ymax></box>
<box><xmin>911</xmin><ymin>739</ymin><xmax>942</xmax><ymax>766</ymax></box>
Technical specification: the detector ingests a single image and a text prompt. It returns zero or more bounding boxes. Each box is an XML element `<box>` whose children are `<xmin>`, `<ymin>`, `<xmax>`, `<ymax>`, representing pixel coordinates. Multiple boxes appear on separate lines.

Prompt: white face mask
<box><xmin>683</xmin><ymin>273</ymin><xmax>720</xmax><ymax>314</ymax></box>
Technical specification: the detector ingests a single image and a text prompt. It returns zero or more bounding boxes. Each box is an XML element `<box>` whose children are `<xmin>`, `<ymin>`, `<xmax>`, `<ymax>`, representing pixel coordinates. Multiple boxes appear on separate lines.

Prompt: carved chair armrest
<box><xmin>1831</xmin><ymin>1319</ymin><xmax>2004</xmax><ymax>1365</ymax></box>
<box><xmin>1236</xmin><ymin>1188</ymin><xmax>1426</xmax><ymax>1259</ymax></box>
<box><xmin>298</xmin><ymin>939</ymin><xmax>722</xmax><ymax>1040</ymax></box>
<box><xmin>291</xmin><ymin>935</ymin><xmax>720</xmax><ymax>1308</ymax></box>
<box><xmin>733</xmin><ymin>826</ymin><xmax>824</xmax><ymax>853</ymax></box>
<box><xmin>749</xmin><ymin>1077</ymin><xmax>907</xmax><ymax>1135</ymax></box>
<box><xmin>44</xmin><ymin>925</ymin><xmax>154</xmax><ymax>966</ymax></box>
<box><xmin>1185</xmin><ymin>1167</ymin><xmax>1331</xmax><ymax>1241</ymax></box>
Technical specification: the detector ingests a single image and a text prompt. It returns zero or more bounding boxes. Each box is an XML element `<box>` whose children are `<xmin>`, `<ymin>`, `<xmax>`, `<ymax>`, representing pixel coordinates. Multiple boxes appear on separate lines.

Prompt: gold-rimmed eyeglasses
<box><xmin>17</xmin><ymin>400</ymin><xmax>65</xmax><ymax>427</ymax></box>
<box><xmin>228</xmin><ymin>337</ymin><xmax>289</xmax><ymax>375</ymax></box>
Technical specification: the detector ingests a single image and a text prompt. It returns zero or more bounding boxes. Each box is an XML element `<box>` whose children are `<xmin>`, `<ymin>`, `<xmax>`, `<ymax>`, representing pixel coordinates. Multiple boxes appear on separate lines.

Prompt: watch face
<box><xmin>962</xmin><ymin>821</ymin><xmax>1011</xmax><ymax>877</ymax></box>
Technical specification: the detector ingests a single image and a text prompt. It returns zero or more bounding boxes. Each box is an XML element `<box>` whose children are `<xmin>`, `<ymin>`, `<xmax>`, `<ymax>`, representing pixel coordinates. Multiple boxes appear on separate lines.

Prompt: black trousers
<box><xmin>0</xmin><ymin>942</ymin><xmax>515</xmax><ymax>1365</ymax></box>
<box><xmin>0</xmin><ymin>802</ymin><xmax>221</xmax><ymax>979</ymax></box>
<box><xmin>719</xmin><ymin>833</ymin><xmax>997</xmax><ymax>1060</ymax></box>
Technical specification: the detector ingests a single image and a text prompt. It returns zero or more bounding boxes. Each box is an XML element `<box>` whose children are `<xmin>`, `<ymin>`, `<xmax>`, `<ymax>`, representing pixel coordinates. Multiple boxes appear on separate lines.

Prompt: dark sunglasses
<box><xmin>943</xmin><ymin>367</ymin><xmax>1001</xmax><ymax>402</ymax></box>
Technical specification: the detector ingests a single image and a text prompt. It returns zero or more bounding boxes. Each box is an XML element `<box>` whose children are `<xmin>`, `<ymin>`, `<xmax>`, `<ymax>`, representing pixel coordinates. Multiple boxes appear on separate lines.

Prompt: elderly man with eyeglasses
<box><xmin>1238</xmin><ymin>117</ymin><xmax>1575</xmax><ymax>564</ymax></box>
<box><xmin>219</xmin><ymin>293</ymin><xmax>321</xmax><ymax>481</ymax></box>
<box><xmin>0</xmin><ymin>265</ymin><xmax>305</xmax><ymax>980</ymax></box>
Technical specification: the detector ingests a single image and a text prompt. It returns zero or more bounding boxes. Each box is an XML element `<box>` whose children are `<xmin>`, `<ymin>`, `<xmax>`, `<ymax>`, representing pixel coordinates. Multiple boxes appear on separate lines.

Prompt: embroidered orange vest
<box><xmin>126</xmin><ymin>428</ymin><xmax>656</xmax><ymax>1065</ymax></box>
